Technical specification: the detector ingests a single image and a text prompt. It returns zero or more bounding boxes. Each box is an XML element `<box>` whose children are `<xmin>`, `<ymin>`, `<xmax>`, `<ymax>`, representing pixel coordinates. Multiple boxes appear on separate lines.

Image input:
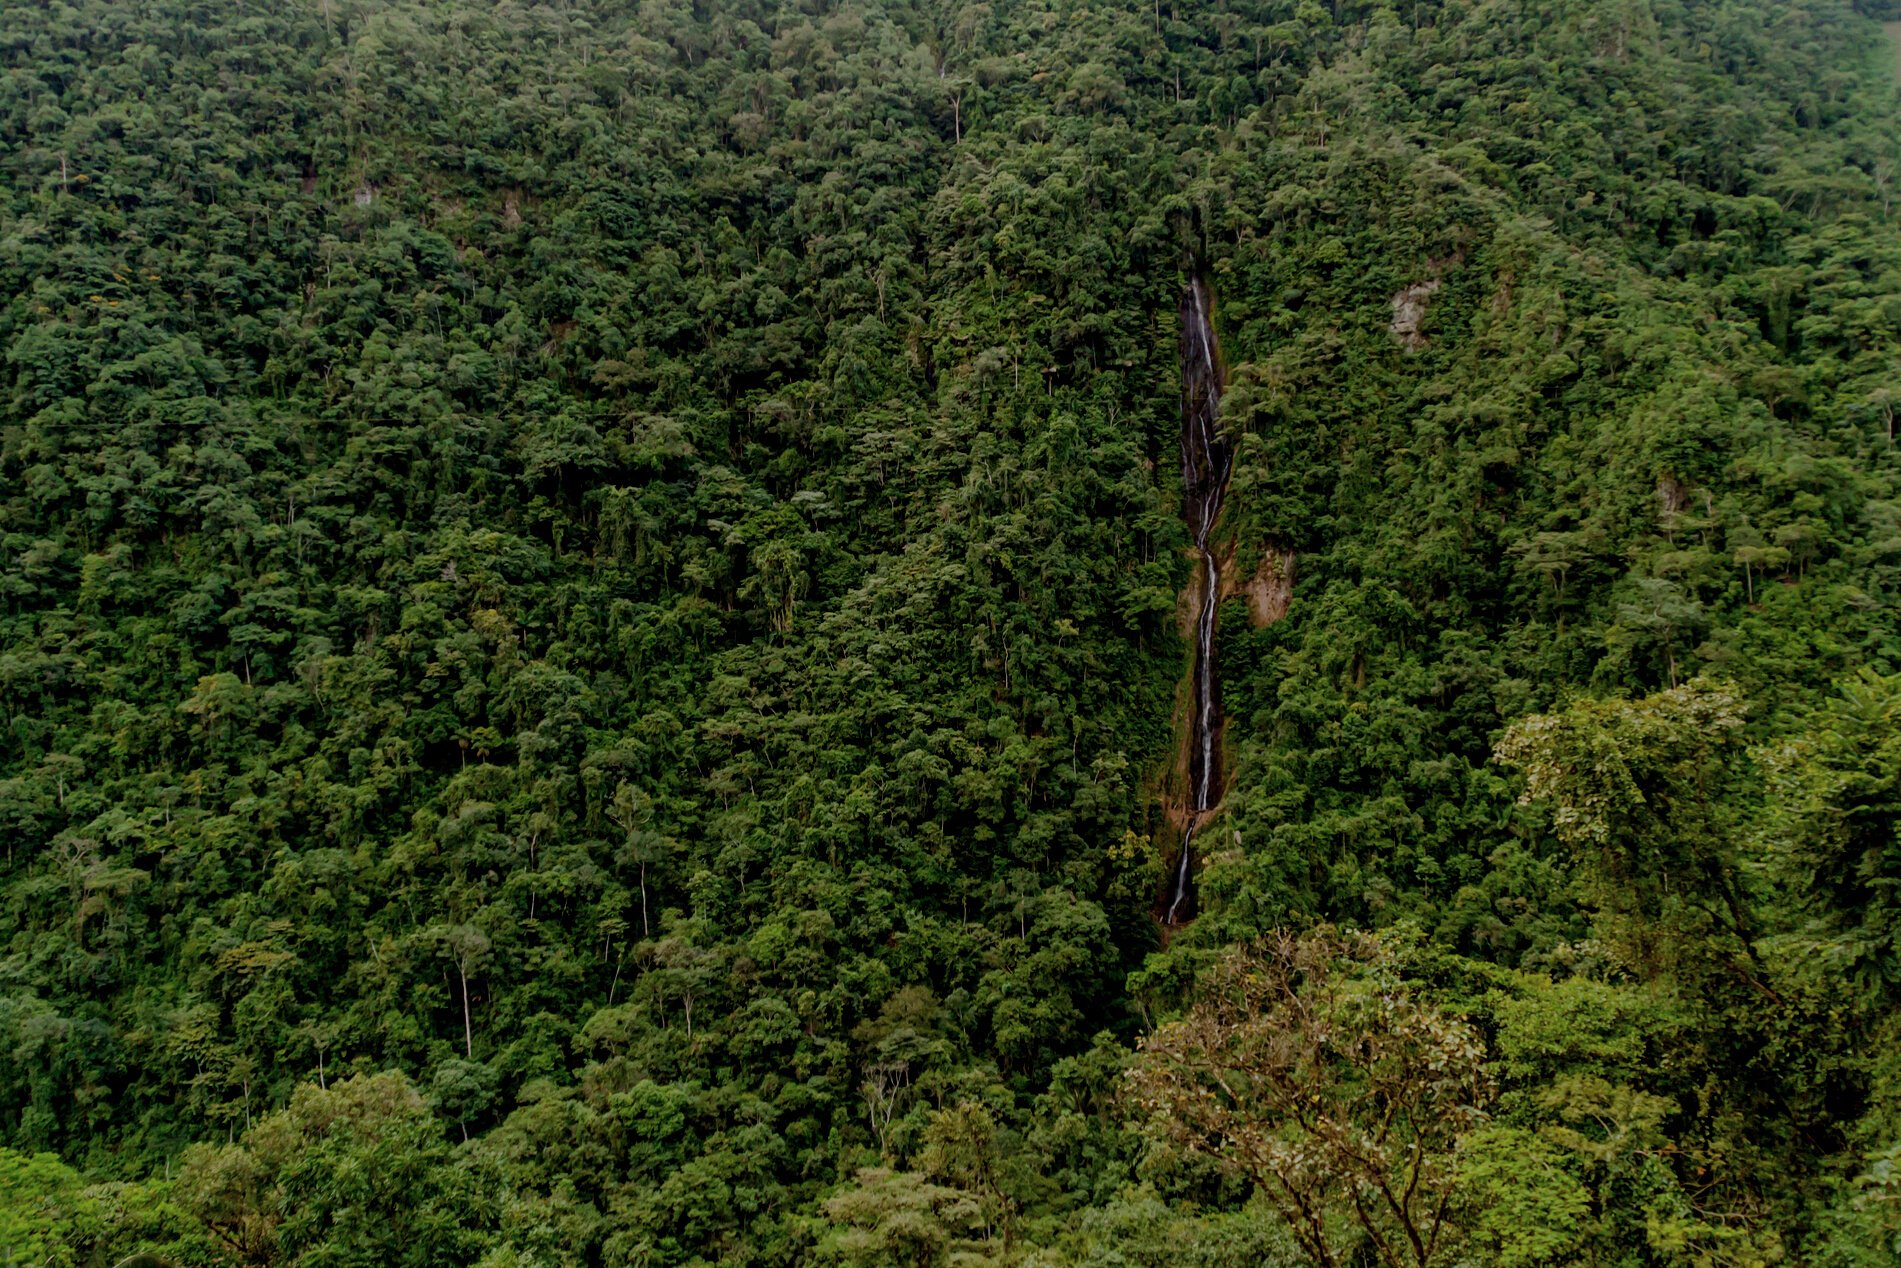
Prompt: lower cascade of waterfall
<box><xmin>1163</xmin><ymin>276</ymin><xmax>1232</xmax><ymax>926</ymax></box>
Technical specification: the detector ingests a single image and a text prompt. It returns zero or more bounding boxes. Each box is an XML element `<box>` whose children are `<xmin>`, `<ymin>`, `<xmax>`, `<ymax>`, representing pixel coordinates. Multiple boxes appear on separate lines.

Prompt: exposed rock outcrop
<box><xmin>1390</xmin><ymin>279</ymin><xmax>1440</xmax><ymax>350</ymax></box>
<box><xmin>1244</xmin><ymin>547</ymin><xmax>1296</xmax><ymax>627</ymax></box>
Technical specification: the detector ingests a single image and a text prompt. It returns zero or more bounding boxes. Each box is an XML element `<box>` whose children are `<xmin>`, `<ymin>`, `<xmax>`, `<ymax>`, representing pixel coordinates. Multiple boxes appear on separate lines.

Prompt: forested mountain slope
<box><xmin>3</xmin><ymin>0</ymin><xmax>1900</xmax><ymax>1264</ymax></box>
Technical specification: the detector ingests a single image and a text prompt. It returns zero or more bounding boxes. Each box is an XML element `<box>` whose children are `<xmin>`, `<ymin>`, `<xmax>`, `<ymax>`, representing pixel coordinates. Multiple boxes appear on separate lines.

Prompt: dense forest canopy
<box><xmin>3</xmin><ymin>0</ymin><xmax>1901</xmax><ymax>1263</ymax></box>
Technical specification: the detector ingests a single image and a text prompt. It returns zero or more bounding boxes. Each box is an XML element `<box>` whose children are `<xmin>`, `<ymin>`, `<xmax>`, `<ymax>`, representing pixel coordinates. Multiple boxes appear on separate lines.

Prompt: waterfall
<box><xmin>1164</xmin><ymin>276</ymin><xmax>1233</xmax><ymax>926</ymax></box>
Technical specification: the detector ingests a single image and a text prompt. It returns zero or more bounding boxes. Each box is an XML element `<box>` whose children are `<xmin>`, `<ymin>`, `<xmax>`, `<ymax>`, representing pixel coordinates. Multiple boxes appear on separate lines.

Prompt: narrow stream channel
<box><xmin>1164</xmin><ymin>276</ymin><xmax>1232</xmax><ymax>926</ymax></box>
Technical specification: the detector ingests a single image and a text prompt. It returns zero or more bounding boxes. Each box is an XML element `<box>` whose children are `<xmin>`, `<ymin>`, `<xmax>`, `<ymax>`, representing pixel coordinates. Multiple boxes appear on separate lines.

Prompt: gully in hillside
<box><xmin>1164</xmin><ymin>276</ymin><xmax>1233</xmax><ymax>926</ymax></box>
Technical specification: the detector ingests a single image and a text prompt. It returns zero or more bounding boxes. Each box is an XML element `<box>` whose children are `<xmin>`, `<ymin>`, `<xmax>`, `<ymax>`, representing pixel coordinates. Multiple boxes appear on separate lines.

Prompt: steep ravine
<box><xmin>1162</xmin><ymin>277</ymin><xmax>1233</xmax><ymax>926</ymax></box>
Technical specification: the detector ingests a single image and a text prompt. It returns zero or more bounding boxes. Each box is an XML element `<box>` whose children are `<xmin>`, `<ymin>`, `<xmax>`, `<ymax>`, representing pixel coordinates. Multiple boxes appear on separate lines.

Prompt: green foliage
<box><xmin>1453</xmin><ymin>1127</ymin><xmax>1591</xmax><ymax>1268</ymax></box>
<box><xmin>1495</xmin><ymin>678</ymin><xmax>1756</xmax><ymax>974</ymax></box>
<box><xmin>173</xmin><ymin>1071</ymin><xmax>488</xmax><ymax>1266</ymax></box>
<box><xmin>0</xmin><ymin>0</ymin><xmax>1898</xmax><ymax>1263</ymax></box>
<box><xmin>0</xmin><ymin>1146</ymin><xmax>186</xmax><ymax>1267</ymax></box>
<box><xmin>1127</xmin><ymin>929</ymin><xmax>1491</xmax><ymax>1268</ymax></box>
<box><xmin>1762</xmin><ymin>669</ymin><xmax>1901</xmax><ymax>989</ymax></box>
<box><xmin>0</xmin><ymin>1148</ymin><xmax>93</xmax><ymax>1266</ymax></box>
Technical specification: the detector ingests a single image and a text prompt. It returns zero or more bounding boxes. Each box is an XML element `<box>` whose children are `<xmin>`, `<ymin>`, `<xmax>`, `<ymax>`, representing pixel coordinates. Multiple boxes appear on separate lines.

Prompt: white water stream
<box><xmin>1164</xmin><ymin>278</ymin><xmax>1232</xmax><ymax>925</ymax></box>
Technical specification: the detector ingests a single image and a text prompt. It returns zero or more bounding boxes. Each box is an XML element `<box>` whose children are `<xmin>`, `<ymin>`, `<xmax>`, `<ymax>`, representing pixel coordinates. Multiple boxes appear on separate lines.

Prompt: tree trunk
<box><xmin>459</xmin><ymin>963</ymin><xmax>473</xmax><ymax>1057</ymax></box>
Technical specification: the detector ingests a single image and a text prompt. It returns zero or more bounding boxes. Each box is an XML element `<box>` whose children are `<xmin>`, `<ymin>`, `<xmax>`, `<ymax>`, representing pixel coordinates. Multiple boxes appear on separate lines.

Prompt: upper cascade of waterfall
<box><xmin>1180</xmin><ymin>277</ymin><xmax>1232</xmax><ymax>555</ymax></box>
